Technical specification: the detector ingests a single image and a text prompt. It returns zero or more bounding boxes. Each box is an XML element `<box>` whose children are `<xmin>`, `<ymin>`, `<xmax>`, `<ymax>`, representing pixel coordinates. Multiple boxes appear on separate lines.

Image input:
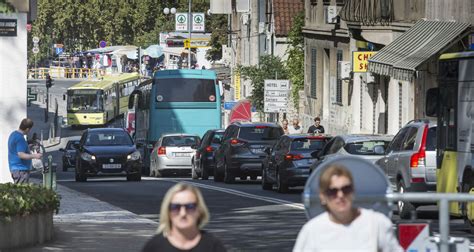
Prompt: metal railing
<box><xmin>28</xmin><ymin>67</ymin><xmax>102</xmax><ymax>79</ymax></box>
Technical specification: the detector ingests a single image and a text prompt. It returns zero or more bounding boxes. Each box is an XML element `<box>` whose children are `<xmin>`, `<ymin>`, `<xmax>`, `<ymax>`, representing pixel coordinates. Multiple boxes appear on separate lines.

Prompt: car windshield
<box><xmin>212</xmin><ymin>132</ymin><xmax>224</xmax><ymax>144</ymax></box>
<box><xmin>291</xmin><ymin>138</ymin><xmax>328</xmax><ymax>151</ymax></box>
<box><xmin>66</xmin><ymin>140</ymin><xmax>80</xmax><ymax>150</ymax></box>
<box><xmin>238</xmin><ymin>127</ymin><xmax>282</xmax><ymax>141</ymax></box>
<box><xmin>85</xmin><ymin>132</ymin><xmax>133</xmax><ymax>146</ymax></box>
<box><xmin>162</xmin><ymin>136</ymin><xmax>199</xmax><ymax>147</ymax></box>
<box><xmin>344</xmin><ymin>140</ymin><xmax>390</xmax><ymax>155</ymax></box>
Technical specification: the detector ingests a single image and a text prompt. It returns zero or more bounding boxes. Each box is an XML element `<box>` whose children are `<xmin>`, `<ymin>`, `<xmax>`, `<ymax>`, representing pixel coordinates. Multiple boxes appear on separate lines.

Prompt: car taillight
<box><xmin>158</xmin><ymin>146</ymin><xmax>166</xmax><ymax>156</ymax></box>
<box><xmin>285</xmin><ymin>154</ymin><xmax>304</xmax><ymax>161</ymax></box>
<box><xmin>205</xmin><ymin>146</ymin><xmax>214</xmax><ymax>152</ymax></box>
<box><xmin>410</xmin><ymin>125</ymin><xmax>428</xmax><ymax>168</ymax></box>
<box><xmin>411</xmin><ymin>177</ymin><xmax>425</xmax><ymax>183</ymax></box>
<box><xmin>230</xmin><ymin>139</ymin><xmax>244</xmax><ymax>146</ymax></box>
<box><xmin>255</xmin><ymin>126</ymin><xmax>268</xmax><ymax>129</ymax></box>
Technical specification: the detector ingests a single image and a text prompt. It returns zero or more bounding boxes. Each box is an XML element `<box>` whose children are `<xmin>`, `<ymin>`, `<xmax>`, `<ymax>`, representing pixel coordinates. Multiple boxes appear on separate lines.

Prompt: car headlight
<box><xmin>127</xmin><ymin>151</ymin><xmax>141</xmax><ymax>161</ymax></box>
<box><xmin>81</xmin><ymin>152</ymin><xmax>96</xmax><ymax>161</ymax></box>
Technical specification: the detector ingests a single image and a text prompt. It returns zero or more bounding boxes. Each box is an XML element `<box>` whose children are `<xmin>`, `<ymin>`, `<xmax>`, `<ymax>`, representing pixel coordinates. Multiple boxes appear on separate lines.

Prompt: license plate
<box><xmin>251</xmin><ymin>148</ymin><xmax>264</xmax><ymax>153</ymax></box>
<box><xmin>103</xmin><ymin>164</ymin><xmax>121</xmax><ymax>169</ymax></box>
<box><xmin>175</xmin><ymin>152</ymin><xmax>190</xmax><ymax>157</ymax></box>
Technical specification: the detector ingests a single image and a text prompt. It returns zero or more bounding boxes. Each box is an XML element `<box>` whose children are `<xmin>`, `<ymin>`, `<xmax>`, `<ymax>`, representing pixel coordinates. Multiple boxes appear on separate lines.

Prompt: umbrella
<box><xmin>229</xmin><ymin>100</ymin><xmax>252</xmax><ymax>124</ymax></box>
<box><xmin>143</xmin><ymin>45</ymin><xmax>164</xmax><ymax>58</ymax></box>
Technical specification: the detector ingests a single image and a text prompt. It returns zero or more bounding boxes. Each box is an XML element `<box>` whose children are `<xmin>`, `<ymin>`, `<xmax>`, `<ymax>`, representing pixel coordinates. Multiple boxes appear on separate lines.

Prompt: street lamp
<box><xmin>163</xmin><ymin>7</ymin><xmax>176</xmax><ymax>15</ymax></box>
<box><xmin>163</xmin><ymin>1</ymin><xmax>192</xmax><ymax>69</ymax></box>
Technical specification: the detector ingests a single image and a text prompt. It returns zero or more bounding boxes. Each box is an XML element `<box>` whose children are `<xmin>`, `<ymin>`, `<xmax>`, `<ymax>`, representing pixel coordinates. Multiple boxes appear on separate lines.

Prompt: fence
<box><xmin>28</xmin><ymin>67</ymin><xmax>102</xmax><ymax>79</ymax></box>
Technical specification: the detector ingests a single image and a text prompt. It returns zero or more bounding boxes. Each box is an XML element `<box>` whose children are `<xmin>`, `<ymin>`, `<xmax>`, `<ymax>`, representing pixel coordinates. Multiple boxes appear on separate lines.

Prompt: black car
<box><xmin>192</xmin><ymin>129</ymin><xmax>225</xmax><ymax>180</ymax></box>
<box><xmin>75</xmin><ymin>128</ymin><xmax>142</xmax><ymax>182</ymax></box>
<box><xmin>214</xmin><ymin>122</ymin><xmax>284</xmax><ymax>183</ymax></box>
<box><xmin>261</xmin><ymin>134</ymin><xmax>332</xmax><ymax>193</ymax></box>
<box><xmin>59</xmin><ymin>139</ymin><xmax>80</xmax><ymax>171</ymax></box>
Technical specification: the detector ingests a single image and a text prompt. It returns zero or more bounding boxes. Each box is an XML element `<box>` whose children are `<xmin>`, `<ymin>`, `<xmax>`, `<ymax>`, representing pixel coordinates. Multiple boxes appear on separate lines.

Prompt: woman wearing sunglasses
<box><xmin>143</xmin><ymin>183</ymin><xmax>226</xmax><ymax>252</ymax></box>
<box><xmin>293</xmin><ymin>164</ymin><xmax>402</xmax><ymax>251</ymax></box>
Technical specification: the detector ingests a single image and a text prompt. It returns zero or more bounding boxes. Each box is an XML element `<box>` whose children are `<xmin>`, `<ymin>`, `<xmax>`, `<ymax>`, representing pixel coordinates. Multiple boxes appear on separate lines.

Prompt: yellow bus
<box><xmin>67</xmin><ymin>73</ymin><xmax>140</xmax><ymax>127</ymax></box>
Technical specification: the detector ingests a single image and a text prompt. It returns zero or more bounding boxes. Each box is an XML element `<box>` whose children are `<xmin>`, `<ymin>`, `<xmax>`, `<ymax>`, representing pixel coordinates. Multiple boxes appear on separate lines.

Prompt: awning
<box><xmin>368</xmin><ymin>20</ymin><xmax>471</xmax><ymax>82</ymax></box>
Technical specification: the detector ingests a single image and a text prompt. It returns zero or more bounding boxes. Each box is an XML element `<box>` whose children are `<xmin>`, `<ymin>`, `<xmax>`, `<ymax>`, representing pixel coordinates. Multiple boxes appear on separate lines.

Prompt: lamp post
<box><xmin>164</xmin><ymin>0</ymin><xmax>192</xmax><ymax>69</ymax></box>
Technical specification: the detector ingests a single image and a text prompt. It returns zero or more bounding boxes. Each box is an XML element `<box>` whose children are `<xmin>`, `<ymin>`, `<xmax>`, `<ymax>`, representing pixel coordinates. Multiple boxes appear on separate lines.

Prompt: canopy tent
<box><xmin>84</xmin><ymin>45</ymin><xmax>164</xmax><ymax>60</ymax></box>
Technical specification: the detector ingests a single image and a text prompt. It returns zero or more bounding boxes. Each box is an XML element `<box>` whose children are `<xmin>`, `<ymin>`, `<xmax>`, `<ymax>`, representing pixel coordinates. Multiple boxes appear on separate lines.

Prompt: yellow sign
<box><xmin>352</xmin><ymin>51</ymin><xmax>376</xmax><ymax>73</ymax></box>
<box><xmin>234</xmin><ymin>71</ymin><xmax>241</xmax><ymax>100</ymax></box>
<box><xmin>184</xmin><ymin>39</ymin><xmax>210</xmax><ymax>49</ymax></box>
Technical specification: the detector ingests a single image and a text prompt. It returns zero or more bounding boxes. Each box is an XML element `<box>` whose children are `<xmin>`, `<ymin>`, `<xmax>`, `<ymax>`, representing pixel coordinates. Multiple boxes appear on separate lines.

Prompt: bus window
<box><xmin>155</xmin><ymin>78</ymin><xmax>216</xmax><ymax>102</ymax></box>
<box><xmin>67</xmin><ymin>90</ymin><xmax>103</xmax><ymax>112</ymax></box>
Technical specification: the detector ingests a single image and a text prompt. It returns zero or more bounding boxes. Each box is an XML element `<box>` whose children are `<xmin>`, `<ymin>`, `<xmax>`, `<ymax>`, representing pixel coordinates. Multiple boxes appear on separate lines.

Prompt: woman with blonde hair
<box><xmin>143</xmin><ymin>183</ymin><xmax>226</xmax><ymax>252</ymax></box>
<box><xmin>293</xmin><ymin>164</ymin><xmax>402</xmax><ymax>251</ymax></box>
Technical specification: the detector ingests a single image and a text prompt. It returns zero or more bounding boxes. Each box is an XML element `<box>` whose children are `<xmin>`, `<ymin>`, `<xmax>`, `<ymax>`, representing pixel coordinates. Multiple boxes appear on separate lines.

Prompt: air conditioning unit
<box><xmin>338</xmin><ymin>61</ymin><xmax>351</xmax><ymax>80</ymax></box>
<box><xmin>242</xmin><ymin>13</ymin><xmax>250</xmax><ymax>25</ymax></box>
<box><xmin>325</xmin><ymin>6</ymin><xmax>338</xmax><ymax>24</ymax></box>
<box><xmin>236</xmin><ymin>0</ymin><xmax>250</xmax><ymax>13</ymax></box>
<box><xmin>366</xmin><ymin>72</ymin><xmax>376</xmax><ymax>83</ymax></box>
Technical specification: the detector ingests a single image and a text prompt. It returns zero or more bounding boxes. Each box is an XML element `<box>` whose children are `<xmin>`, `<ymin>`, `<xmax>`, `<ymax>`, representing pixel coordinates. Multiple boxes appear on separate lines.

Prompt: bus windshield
<box><xmin>155</xmin><ymin>78</ymin><xmax>216</xmax><ymax>102</ymax></box>
<box><xmin>67</xmin><ymin>89</ymin><xmax>103</xmax><ymax>112</ymax></box>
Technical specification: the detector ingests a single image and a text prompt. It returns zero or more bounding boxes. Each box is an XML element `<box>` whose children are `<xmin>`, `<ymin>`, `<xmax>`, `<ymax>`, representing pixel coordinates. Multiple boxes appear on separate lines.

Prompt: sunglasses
<box><xmin>325</xmin><ymin>185</ymin><xmax>354</xmax><ymax>198</ymax></box>
<box><xmin>169</xmin><ymin>203</ymin><xmax>198</xmax><ymax>214</ymax></box>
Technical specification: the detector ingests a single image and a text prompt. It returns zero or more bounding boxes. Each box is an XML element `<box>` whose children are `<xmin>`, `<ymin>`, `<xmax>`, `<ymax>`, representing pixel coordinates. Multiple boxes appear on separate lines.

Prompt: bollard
<box><xmin>42</xmin><ymin>155</ymin><xmax>57</xmax><ymax>190</ymax></box>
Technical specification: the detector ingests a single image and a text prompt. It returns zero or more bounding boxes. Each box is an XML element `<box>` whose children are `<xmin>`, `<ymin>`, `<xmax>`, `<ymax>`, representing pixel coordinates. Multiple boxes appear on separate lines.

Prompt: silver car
<box><xmin>376</xmin><ymin>120</ymin><xmax>437</xmax><ymax>219</ymax></box>
<box><xmin>309</xmin><ymin>134</ymin><xmax>393</xmax><ymax>174</ymax></box>
<box><xmin>150</xmin><ymin>134</ymin><xmax>200</xmax><ymax>177</ymax></box>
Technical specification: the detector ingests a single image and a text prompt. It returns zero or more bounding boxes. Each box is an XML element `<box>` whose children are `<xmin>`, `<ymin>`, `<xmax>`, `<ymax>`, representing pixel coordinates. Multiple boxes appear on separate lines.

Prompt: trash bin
<box><xmin>42</xmin><ymin>155</ymin><xmax>57</xmax><ymax>190</ymax></box>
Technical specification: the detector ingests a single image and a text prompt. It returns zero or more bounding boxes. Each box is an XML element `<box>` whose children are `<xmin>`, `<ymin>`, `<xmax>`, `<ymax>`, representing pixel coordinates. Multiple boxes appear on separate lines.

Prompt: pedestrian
<box><xmin>288</xmin><ymin>118</ymin><xmax>303</xmax><ymax>134</ymax></box>
<box><xmin>307</xmin><ymin>117</ymin><xmax>325</xmax><ymax>134</ymax></box>
<box><xmin>281</xmin><ymin>119</ymin><xmax>290</xmax><ymax>135</ymax></box>
<box><xmin>8</xmin><ymin>118</ymin><xmax>42</xmax><ymax>184</ymax></box>
<box><xmin>142</xmin><ymin>183</ymin><xmax>226</xmax><ymax>252</ymax></box>
<box><xmin>293</xmin><ymin>164</ymin><xmax>402</xmax><ymax>252</ymax></box>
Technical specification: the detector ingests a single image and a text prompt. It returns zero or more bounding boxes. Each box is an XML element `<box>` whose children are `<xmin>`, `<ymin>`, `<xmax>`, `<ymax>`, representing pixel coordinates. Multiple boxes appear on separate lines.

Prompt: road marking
<box><xmin>143</xmin><ymin>177</ymin><xmax>305</xmax><ymax>210</ymax></box>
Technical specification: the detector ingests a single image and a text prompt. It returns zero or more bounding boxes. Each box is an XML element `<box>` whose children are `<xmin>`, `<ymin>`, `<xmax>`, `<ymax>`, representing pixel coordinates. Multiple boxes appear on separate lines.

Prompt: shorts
<box><xmin>11</xmin><ymin>170</ymin><xmax>30</xmax><ymax>184</ymax></box>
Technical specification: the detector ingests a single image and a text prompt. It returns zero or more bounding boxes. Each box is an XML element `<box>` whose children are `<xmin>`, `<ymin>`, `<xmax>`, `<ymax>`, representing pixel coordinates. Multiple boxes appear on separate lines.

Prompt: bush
<box><xmin>0</xmin><ymin>183</ymin><xmax>60</xmax><ymax>221</ymax></box>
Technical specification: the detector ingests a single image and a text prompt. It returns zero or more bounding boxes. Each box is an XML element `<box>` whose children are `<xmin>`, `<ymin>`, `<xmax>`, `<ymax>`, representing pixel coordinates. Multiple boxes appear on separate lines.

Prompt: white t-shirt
<box><xmin>293</xmin><ymin>208</ymin><xmax>403</xmax><ymax>252</ymax></box>
<box><xmin>288</xmin><ymin>125</ymin><xmax>303</xmax><ymax>134</ymax></box>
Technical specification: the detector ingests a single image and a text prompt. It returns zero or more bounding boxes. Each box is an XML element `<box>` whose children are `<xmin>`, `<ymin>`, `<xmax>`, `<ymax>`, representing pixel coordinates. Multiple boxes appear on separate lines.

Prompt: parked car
<box><xmin>150</xmin><ymin>133</ymin><xmax>200</xmax><ymax>177</ymax></box>
<box><xmin>59</xmin><ymin>139</ymin><xmax>80</xmax><ymax>171</ymax></box>
<box><xmin>75</xmin><ymin>128</ymin><xmax>142</xmax><ymax>182</ymax></box>
<box><xmin>214</xmin><ymin>122</ymin><xmax>284</xmax><ymax>183</ymax></box>
<box><xmin>376</xmin><ymin>119</ymin><xmax>437</xmax><ymax>219</ymax></box>
<box><xmin>309</xmin><ymin>134</ymin><xmax>393</xmax><ymax>173</ymax></box>
<box><xmin>261</xmin><ymin>134</ymin><xmax>332</xmax><ymax>193</ymax></box>
<box><xmin>192</xmin><ymin>129</ymin><xmax>225</xmax><ymax>180</ymax></box>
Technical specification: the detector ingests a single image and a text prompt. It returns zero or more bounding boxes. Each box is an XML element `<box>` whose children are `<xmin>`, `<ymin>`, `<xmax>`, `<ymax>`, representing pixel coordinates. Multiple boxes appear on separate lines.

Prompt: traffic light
<box><xmin>46</xmin><ymin>74</ymin><xmax>54</xmax><ymax>88</ymax></box>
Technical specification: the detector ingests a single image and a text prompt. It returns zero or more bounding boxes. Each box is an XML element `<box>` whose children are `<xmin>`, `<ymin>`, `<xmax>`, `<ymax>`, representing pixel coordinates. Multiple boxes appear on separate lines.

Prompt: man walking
<box><xmin>8</xmin><ymin>118</ymin><xmax>42</xmax><ymax>184</ymax></box>
<box><xmin>289</xmin><ymin>118</ymin><xmax>303</xmax><ymax>134</ymax></box>
<box><xmin>307</xmin><ymin>117</ymin><xmax>325</xmax><ymax>134</ymax></box>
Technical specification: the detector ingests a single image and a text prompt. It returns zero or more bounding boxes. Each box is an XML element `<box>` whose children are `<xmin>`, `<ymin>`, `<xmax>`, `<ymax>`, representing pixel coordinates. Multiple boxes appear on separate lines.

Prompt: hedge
<box><xmin>0</xmin><ymin>183</ymin><xmax>60</xmax><ymax>221</ymax></box>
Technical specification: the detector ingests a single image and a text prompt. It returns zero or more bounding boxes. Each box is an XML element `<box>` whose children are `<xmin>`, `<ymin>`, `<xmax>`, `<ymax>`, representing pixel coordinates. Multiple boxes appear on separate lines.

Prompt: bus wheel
<box><xmin>397</xmin><ymin>180</ymin><xmax>415</xmax><ymax>219</ymax></box>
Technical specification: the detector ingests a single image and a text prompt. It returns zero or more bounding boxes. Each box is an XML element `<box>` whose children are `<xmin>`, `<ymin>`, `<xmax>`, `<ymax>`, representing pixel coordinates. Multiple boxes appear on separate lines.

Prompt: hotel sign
<box><xmin>0</xmin><ymin>19</ymin><xmax>17</xmax><ymax>37</ymax></box>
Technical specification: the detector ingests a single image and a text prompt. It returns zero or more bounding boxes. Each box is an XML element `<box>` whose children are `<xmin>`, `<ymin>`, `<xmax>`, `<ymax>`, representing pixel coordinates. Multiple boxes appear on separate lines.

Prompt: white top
<box><xmin>293</xmin><ymin>208</ymin><xmax>403</xmax><ymax>252</ymax></box>
<box><xmin>288</xmin><ymin>125</ymin><xmax>303</xmax><ymax>134</ymax></box>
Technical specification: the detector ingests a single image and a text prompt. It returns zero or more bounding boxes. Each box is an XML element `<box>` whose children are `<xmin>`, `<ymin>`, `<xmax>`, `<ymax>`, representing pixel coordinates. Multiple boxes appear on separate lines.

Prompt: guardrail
<box><xmin>28</xmin><ymin>67</ymin><xmax>102</xmax><ymax>79</ymax></box>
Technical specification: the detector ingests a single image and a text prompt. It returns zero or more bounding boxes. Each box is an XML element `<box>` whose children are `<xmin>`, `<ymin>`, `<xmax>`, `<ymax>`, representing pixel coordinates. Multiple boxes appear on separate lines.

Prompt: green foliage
<box><xmin>206</xmin><ymin>14</ymin><xmax>228</xmax><ymax>61</ymax></box>
<box><xmin>0</xmin><ymin>0</ymin><xmax>15</xmax><ymax>13</ymax></box>
<box><xmin>285</xmin><ymin>11</ymin><xmax>305</xmax><ymax>110</ymax></box>
<box><xmin>0</xmin><ymin>183</ymin><xmax>60</xmax><ymax>221</ymax></box>
<box><xmin>239</xmin><ymin>55</ymin><xmax>288</xmax><ymax>112</ymax></box>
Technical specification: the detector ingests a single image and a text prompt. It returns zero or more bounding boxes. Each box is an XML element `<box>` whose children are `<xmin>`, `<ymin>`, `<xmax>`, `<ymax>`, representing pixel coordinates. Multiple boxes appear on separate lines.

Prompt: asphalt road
<box><xmin>29</xmin><ymin>79</ymin><xmax>474</xmax><ymax>251</ymax></box>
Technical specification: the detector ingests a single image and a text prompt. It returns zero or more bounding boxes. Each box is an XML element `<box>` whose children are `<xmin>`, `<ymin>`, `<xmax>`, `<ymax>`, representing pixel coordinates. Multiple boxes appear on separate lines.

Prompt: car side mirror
<box><xmin>311</xmin><ymin>150</ymin><xmax>320</xmax><ymax>159</ymax></box>
<box><xmin>264</xmin><ymin>147</ymin><xmax>272</xmax><ymax>155</ymax></box>
<box><xmin>373</xmin><ymin>145</ymin><xmax>385</xmax><ymax>155</ymax></box>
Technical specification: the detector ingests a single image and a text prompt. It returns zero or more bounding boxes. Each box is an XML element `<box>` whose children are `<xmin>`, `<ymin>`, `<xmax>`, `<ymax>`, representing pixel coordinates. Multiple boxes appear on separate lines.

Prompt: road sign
<box><xmin>99</xmin><ymin>40</ymin><xmax>107</xmax><ymax>48</ymax></box>
<box><xmin>32</xmin><ymin>47</ymin><xmax>39</xmax><ymax>54</ymax></box>
<box><xmin>184</xmin><ymin>38</ymin><xmax>210</xmax><ymax>49</ymax></box>
<box><xmin>264</xmin><ymin>79</ymin><xmax>290</xmax><ymax>113</ymax></box>
<box><xmin>192</xmin><ymin>13</ymin><xmax>205</xmax><ymax>32</ymax></box>
<box><xmin>53</xmin><ymin>43</ymin><xmax>63</xmax><ymax>48</ymax></box>
<box><xmin>55</xmin><ymin>47</ymin><xmax>63</xmax><ymax>55</ymax></box>
<box><xmin>175</xmin><ymin>13</ymin><xmax>188</xmax><ymax>32</ymax></box>
<box><xmin>32</xmin><ymin>36</ymin><xmax>39</xmax><ymax>43</ymax></box>
<box><xmin>224</xmin><ymin>101</ymin><xmax>256</xmax><ymax>112</ymax></box>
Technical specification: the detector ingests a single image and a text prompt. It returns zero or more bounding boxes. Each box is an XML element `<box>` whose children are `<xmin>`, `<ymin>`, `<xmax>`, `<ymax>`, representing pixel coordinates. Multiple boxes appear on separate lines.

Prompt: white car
<box><xmin>150</xmin><ymin>133</ymin><xmax>200</xmax><ymax>177</ymax></box>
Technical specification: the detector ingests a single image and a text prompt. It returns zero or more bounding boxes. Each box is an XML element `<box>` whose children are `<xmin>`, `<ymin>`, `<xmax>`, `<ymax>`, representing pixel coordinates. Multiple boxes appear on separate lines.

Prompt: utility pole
<box><xmin>188</xmin><ymin>0</ymin><xmax>192</xmax><ymax>69</ymax></box>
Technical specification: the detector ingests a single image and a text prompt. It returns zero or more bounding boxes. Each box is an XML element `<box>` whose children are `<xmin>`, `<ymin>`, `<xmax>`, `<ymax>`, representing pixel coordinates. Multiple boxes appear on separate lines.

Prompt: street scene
<box><xmin>0</xmin><ymin>0</ymin><xmax>474</xmax><ymax>252</ymax></box>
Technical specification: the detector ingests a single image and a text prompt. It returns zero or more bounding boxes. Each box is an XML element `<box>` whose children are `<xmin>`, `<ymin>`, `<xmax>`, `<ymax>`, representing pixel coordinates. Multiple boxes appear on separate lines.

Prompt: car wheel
<box><xmin>127</xmin><ymin>173</ymin><xmax>142</xmax><ymax>181</ymax></box>
<box><xmin>224</xmin><ymin>162</ymin><xmax>235</xmax><ymax>184</ymax></box>
<box><xmin>240</xmin><ymin>176</ymin><xmax>247</xmax><ymax>181</ymax></box>
<box><xmin>397</xmin><ymin>180</ymin><xmax>415</xmax><ymax>219</ymax></box>
<box><xmin>250</xmin><ymin>175</ymin><xmax>257</xmax><ymax>181</ymax></box>
<box><xmin>192</xmin><ymin>161</ymin><xmax>198</xmax><ymax>180</ymax></box>
<box><xmin>201</xmin><ymin>163</ymin><xmax>209</xmax><ymax>180</ymax></box>
<box><xmin>276</xmin><ymin>170</ymin><xmax>288</xmax><ymax>193</ymax></box>
<box><xmin>75</xmin><ymin>162</ymin><xmax>87</xmax><ymax>182</ymax></box>
<box><xmin>262</xmin><ymin>166</ymin><xmax>272</xmax><ymax>190</ymax></box>
<box><xmin>214</xmin><ymin>164</ymin><xmax>223</xmax><ymax>182</ymax></box>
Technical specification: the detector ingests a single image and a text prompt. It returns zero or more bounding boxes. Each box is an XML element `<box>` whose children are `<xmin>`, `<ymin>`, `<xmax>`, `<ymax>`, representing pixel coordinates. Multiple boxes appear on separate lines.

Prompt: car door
<box><xmin>215</xmin><ymin>126</ymin><xmax>234</xmax><ymax>170</ymax></box>
<box><xmin>268</xmin><ymin>137</ymin><xmax>285</xmax><ymax>182</ymax></box>
<box><xmin>195</xmin><ymin>131</ymin><xmax>210</xmax><ymax>171</ymax></box>
<box><xmin>384</xmin><ymin>127</ymin><xmax>409</xmax><ymax>187</ymax></box>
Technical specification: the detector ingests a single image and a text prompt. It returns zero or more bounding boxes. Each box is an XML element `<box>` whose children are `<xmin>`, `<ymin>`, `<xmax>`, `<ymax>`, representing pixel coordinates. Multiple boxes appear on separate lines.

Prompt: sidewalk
<box><xmin>27</xmin><ymin>100</ymin><xmax>61</xmax><ymax>149</ymax></box>
<box><xmin>13</xmin><ymin>181</ymin><xmax>158</xmax><ymax>252</ymax></box>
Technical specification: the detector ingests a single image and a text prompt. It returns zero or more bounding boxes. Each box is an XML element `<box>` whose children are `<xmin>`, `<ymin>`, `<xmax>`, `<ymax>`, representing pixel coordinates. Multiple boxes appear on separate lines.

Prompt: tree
<box><xmin>238</xmin><ymin>55</ymin><xmax>288</xmax><ymax>112</ymax></box>
<box><xmin>285</xmin><ymin>11</ymin><xmax>305</xmax><ymax>110</ymax></box>
<box><xmin>206</xmin><ymin>14</ymin><xmax>228</xmax><ymax>61</ymax></box>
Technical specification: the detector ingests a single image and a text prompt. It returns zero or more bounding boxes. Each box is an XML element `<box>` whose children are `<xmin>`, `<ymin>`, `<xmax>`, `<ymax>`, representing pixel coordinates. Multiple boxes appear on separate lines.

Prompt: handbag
<box><xmin>31</xmin><ymin>149</ymin><xmax>44</xmax><ymax>171</ymax></box>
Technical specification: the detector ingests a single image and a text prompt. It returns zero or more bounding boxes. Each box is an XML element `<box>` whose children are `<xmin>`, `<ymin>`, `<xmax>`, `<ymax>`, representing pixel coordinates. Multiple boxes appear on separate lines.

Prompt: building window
<box><xmin>310</xmin><ymin>48</ymin><xmax>317</xmax><ymax>98</ymax></box>
<box><xmin>310</xmin><ymin>0</ymin><xmax>317</xmax><ymax>5</ymax></box>
<box><xmin>336</xmin><ymin>49</ymin><xmax>343</xmax><ymax>104</ymax></box>
<box><xmin>398</xmin><ymin>82</ymin><xmax>403</xmax><ymax>128</ymax></box>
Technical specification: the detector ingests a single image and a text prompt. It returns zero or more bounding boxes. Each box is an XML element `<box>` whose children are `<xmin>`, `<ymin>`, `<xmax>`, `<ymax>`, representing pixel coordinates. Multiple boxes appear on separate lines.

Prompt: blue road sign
<box><xmin>55</xmin><ymin>47</ymin><xmax>63</xmax><ymax>55</ymax></box>
<box><xmin>224</xmin><ymin>101</ymin><xmax>256</xmax><ymax>112</ymax></box>
<box><xmin>99</xmin><ymin>40</ymin><xmax>107</xmax><ymax>48</ymax></box>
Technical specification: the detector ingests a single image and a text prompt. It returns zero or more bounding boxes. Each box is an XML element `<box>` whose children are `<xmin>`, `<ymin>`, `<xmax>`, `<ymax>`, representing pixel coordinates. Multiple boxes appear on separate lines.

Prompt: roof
<box><xmin>231</xmin><ymin>122</ymin><xmax>281</xmax><ymax>127</ymax></box>
<box><xmin>285</xmin><ymin>134</ymin><xmax>332</xmax><ymax>139</ymax></box>
<box><xmin>69</xmin><ymin>73</ymin><xmax>139</xmax><ymax>90</ymax></box>
<box><xmin>87</xmin><ymin>128</ymin><xmax>127</xmax><ymax>133</ymax></box>
<box><xmin>368</xmin><ymin>20</ymin><xmax>471</xmax><ymax>82</ymax></box>
<box><xmin>161</xmin><ymin>133</ymin><xmax>200</xmax><ymax>137</ymax></box>
<box><xmin>273</xmin><ymin>0</ymin><xmax>304</xmax><ymax>37</ymax></box>
<box><xmin>335</xmin><ymin>134</ymin><xmax>393</xmax><ymax>143</ymax></box>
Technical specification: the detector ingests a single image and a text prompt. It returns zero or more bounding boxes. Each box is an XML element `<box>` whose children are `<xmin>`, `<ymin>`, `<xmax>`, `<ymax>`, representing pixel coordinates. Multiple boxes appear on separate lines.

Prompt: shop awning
<box><xmin>368</xmin><ymin>20</ymin><xmax>471</xmax><ymax>81</ymax></box>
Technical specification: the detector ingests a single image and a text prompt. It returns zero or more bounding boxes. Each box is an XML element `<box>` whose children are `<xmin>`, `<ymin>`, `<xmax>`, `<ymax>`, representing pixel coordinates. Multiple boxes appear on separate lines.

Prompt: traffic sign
<box><xmin>264</xmin><ymin>79</ymin><xmax>290</xmax><ymax>113</ymax></box>
<box><xmin>265</xmin><ymin>90</ymin><xmax>289</xmax><ymax>97</ymax></box>
<box><xmin>184</xmin><ymin>38</ymin><xmax>210</xmax><ymax>49</ymax></box>
<box><xmin>55</xmin><ymin>47</ymin><xmax>63</xmax><ymax>55</ymax></box>
<box><xmin>264</xmin><ymin>96</ymin><xmax>288</xmax><ymax>103</ymax></box>
<box><xmin>32</xmin><ymin>36</ymin><xmax>39</xmax><ymax>43</ymax></box>
<box><xmin>264</xmin><ymin>79</ymin><xmax>290</xmax><ymax>91</ymax></box>
<box><xmin>175</xmin><ymin>13</ymin><xmax>188</xmax><ymax>31</ymax></box>
<box><xmin>32</xmin><ymin>47</ymin><xmax>39</xmax><ymax>54</ymax></box>
<box><xmin>99</xmin><ymin>40</ymin><xmax>107</xmax><ymax>48</ymax></box>
<box><xmin>192</xmin><ymin>13</ymin><xmax>205</xmax><ymax>32</ymax></box>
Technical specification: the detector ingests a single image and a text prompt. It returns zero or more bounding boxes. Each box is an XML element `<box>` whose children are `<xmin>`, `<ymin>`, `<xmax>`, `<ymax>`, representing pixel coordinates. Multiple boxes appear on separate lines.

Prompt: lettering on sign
<box><xmin>234</xmin><ymin>72</ymin><xmax>241</xmax><ymax>100</ymax></box>
<box><xmin>0</xmin><ymin>19</ymin><xmax>17</xmax><ymax>37</ymax></box>
<box><xmin>352</xmin><ymin>51</ymin><xmax>376</xmax><ymax>73</ymax></box>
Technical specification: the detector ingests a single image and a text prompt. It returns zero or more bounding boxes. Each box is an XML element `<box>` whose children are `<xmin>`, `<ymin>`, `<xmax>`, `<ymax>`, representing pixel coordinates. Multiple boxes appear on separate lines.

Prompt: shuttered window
<box><xmin>336</xmin><ymin>50</ymin><xmax>343</xmax><ymax>104</ymax></box>
<box><xmin>310</xmin><ymin>48</ymin><xmax>317</xmax><ymax>98</ymax></box>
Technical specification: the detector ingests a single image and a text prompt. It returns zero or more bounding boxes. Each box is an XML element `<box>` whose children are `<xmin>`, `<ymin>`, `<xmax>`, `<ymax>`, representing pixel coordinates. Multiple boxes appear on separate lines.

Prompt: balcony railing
<box><xmin>339</xmin><ymin>0</ymin><xmax>394</xmax><ymax>25</ymax></box>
